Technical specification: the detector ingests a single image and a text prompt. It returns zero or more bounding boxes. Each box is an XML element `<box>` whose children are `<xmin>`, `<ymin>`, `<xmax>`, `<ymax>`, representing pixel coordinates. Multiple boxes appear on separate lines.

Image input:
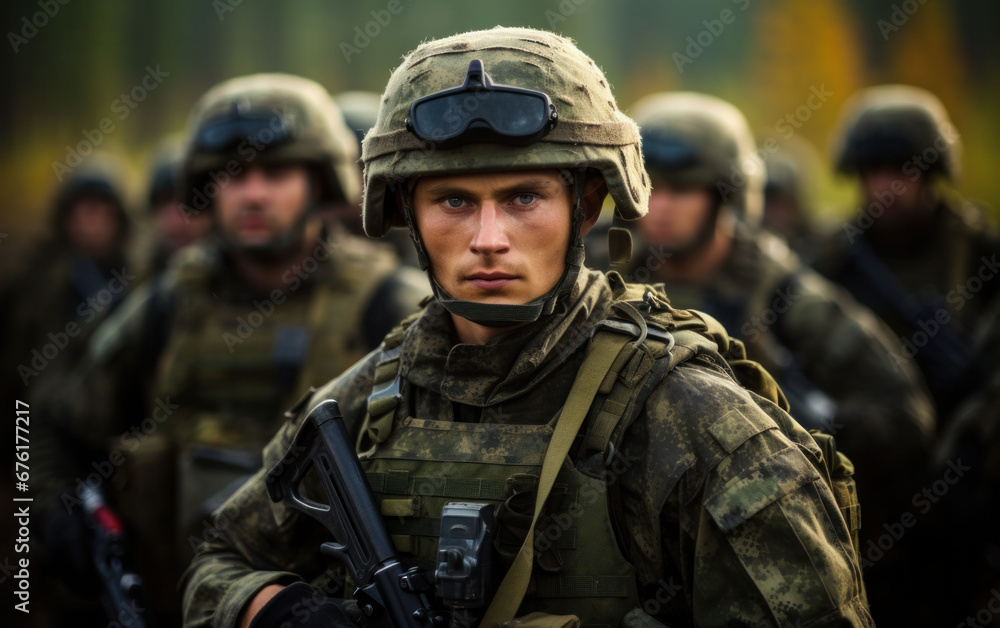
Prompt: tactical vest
<box><xmin>355</xmin><ymin>273</ymin><xmax>864</xmax><ymax>625</ymax></box>
<box><xmin>152</xmin><ymin>241</ymin><xmax>398</xmax><ymax>547</ymax></box>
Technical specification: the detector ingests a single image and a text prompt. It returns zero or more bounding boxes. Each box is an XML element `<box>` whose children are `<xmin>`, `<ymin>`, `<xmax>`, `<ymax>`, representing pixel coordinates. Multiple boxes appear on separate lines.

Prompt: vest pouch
<box><xmin>809</xmin><ymin>430</ymin><xmax>862</xmax><ymax>556</ymax></box>
<box><xmin>499</xmin><ymin>611</ymin><xmax>580</xmax><ymax>628</ymax></box>
<box><xmin>177</xmin><ymin>443</ymin><xmax>262</xmax><ymax>553</ymax></box>
<box><xmin>495</xmin><ymin>477</ymin><xmax>572</xmax><ymax>574</ymax></box>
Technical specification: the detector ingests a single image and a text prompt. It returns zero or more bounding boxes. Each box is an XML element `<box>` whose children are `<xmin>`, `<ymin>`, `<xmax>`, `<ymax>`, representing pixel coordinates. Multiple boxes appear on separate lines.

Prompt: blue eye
<box><xmin>515</xmin><ymin>194</ymin><xmax>536</xmax><ymax>205</ymax></box>
<box><xmin>445</xmin><ymin>197</ymin><xmax>465</xmax><ymax>208</ymax></box>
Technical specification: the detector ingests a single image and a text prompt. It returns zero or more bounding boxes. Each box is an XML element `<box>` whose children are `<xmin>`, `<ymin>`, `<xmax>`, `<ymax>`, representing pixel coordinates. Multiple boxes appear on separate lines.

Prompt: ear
<box><xmin>579</xmin><ymin>174</ymin><xmax>609</xmax><ymax>236</ymax></box>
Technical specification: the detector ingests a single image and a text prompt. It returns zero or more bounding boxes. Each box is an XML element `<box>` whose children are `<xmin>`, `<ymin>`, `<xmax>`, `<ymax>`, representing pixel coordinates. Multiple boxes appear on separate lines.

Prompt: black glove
<box><xmin>249</xmin><ymin>582</ymin><xmax>356</xmax><ymax>628</ymax></box>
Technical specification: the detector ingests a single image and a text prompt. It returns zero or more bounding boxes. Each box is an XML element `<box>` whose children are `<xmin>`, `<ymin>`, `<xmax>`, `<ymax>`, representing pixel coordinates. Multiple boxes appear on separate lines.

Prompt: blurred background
<box><xmin>1</xmin><ymin>0</ymin><xmax>997</xmax><ymax>271</ymax></box>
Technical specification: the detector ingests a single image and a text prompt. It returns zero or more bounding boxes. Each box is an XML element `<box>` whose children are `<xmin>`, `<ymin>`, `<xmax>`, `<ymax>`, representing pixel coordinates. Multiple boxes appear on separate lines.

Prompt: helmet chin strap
<box><xmin>398</xmin><ymin>170</ymin><xmax>588</xmax><ymax>329</ymax></box>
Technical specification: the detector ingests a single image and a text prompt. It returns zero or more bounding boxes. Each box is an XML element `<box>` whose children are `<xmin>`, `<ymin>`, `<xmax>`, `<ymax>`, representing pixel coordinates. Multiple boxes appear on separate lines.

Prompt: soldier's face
<box><xmin>860</xmin><ymin>166</ymin><xmax>927</xmax><ymax>218</ymax></box>
<box><xmin>65</xmin><ymin>195</ymin><xmax>121</xmax><ymax>258</ymax></box>
<box><xmin>214</xmin><ymin>163</ymin><xmax>312</xmax><ymax>247</ymax></box>
<box><xmin>412</xmin><ymin>170</ymin><xmax>579</xmax><ymax>309</ymax></box>
<box><xmin>640</xmin><ymin>181</ymin><xmax>715</xmax><ymax>248</ymax></box>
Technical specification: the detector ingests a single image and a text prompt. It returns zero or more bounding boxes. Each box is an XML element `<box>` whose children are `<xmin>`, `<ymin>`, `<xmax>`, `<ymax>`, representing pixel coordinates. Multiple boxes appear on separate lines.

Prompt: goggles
<box><xmin>195</xmin><ymin>106</ymin><xmax>292</xmax><ymax>152</ymax></box>
<box><xmin>405</xmin><ymin>59</ymin><xmax>558</xmax><ymax>147</ymax></box>
<box><xmin>640</xmin><ymin>132</ymin><xmax>699</xmax><ymax>169</ymax></box>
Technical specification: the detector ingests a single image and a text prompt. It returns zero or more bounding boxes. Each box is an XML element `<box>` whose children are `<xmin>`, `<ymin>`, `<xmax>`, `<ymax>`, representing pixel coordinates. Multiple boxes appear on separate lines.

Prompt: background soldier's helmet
<box><xmin>629</xmin><ymin>92</ymin><xmax>764</xmax><ymax>226</ymax></box>
<box><xmin>360</xmin><ymin>26</ymin><xmax>650</xmax><ymax>238</ymax></box>
<box><xmin>146</xmin><ymin>136</ymin><xmax>184</xmax><ymax>212</ymax></box>
<box><xmin>181</xmin><ymin>73</ymin><xmax>361</xmax><ymax>210</ymax></box>
<box><xmin>832</xmin><ymin>84</ymin><xmax>961</xmax><ymax>182</ymax></box>
<box><xmin>53</xmin><ymin>150</ymin><xmax>131</xmax><ymax>243</ymax></box>
<box><xmin>334</xmin><ymin>90</ymin><xmax>381</xmax><ymax>156</ymax></box>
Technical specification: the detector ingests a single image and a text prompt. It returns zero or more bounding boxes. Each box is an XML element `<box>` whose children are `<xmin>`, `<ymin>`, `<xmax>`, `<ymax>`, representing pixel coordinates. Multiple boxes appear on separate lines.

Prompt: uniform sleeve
<box><xmin>181</xmin><ymin>351</ymin><xmax>380</xmax><ymax>628</ymax></box>
<box><xmin>619</xmin><ymin>359</ymin><xmax>874</xmax><ymax>627</ymax></box>
<box><xmin>775</xmin><ymin>270</ymin><xmax>936</xmax><ymax>538</ymax></box>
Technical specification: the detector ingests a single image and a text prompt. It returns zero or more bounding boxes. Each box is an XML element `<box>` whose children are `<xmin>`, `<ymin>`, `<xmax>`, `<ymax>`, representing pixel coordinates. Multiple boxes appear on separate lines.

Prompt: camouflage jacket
<box><xmin>182</xmin><ymin>269</ymin><xmax>873</xmax><ymax>627</ymax></box>
<box><xmin>628</xmin><ymin>223</ymin><xmax>935</xmax><ymax>559</ymax></box>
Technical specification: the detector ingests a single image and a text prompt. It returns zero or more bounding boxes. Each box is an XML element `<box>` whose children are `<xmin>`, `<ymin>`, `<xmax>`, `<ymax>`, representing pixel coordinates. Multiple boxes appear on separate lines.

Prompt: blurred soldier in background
<box><xmin>759</xmin><ymin>133</ymin><xmax>825</xmax><ymax>264</ymax></box>
<box><xmin>142</xmin><ymin>136</ymin><xmax>212</xmax><ymax>277</ymax></box>
<box><xmin>0</xmin><ymin>152</ymin><xmax>133</xmax><ymax>407</ymax></box>
<box><xmin>815</xmin><ymin>85</ymin><xmax>1000</xmax><ymax>419</ymax></box>
<box><xmin>33</xmin><ymin>73</ymin><xmax>428</xmax><ymax>625</ymax></box>
<box><xmin>333</xmin><ymin>90</ymin><xmax>419</xmax><ymax>267</ymax></box>
<box><xmin>0</xmin><ymin>152</ymin><xmax>134</xmax><ymax>628</ymax></box>
<box><xmin>619</xmin><ymin>91</ymin><xmax>936</xmax><ymax>625</ymax></box>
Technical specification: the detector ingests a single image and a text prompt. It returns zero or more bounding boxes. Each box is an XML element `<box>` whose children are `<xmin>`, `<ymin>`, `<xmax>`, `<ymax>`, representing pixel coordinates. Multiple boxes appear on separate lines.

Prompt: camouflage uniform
<box><xmin>33</xmin><ymin>74</ymin><xmax>428</xmax><ymax>623</ymax></box>
<box><xmin>182</xmin><ymin>28</ymin><xmax>872</xmax><ymax>627</ymax></box>
<box><xmin>623</xmin><ymin>93</ymin><xmax>935</xmax><ymax>580</ymax></box>
<box><xmin>814</xmin><ymin>85</ymin><xmax>1000</xmax><ymax>419</ymax></box>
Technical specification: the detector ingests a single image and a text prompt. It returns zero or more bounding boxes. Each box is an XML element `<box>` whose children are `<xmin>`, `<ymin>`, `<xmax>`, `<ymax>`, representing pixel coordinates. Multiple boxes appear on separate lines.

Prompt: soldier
<box><xmin>0</xmin><ymin>152</ymin><xmax>133</xmax><ymax>407</ymax></box>
<box><xmin>142</xmin><ymin>136</ymin><xmax>212</xmax><ymax>276</ymax></box>
<box><xmin>759</xmin><ymin>133</ymin><xmax>825</xmax><ymax>264</ymax></box>
<box><xmin>182</xmin><ymin>28</ymin><xmax>873</xmax><ymax>627</ymax></box>
<box><xmin>620</xmin><ymin>92</ymin><xmax>935</xmax><ymax>624</ymax></box>
<box><xmin>33</xmin><ymin>73</ymin><xmax>428</xmax><ymax>624</ymax></box>
<box><xmin>815</xmin><ymin>85</ymin><xmax>1000</xmax><ymax>419</ymax></box>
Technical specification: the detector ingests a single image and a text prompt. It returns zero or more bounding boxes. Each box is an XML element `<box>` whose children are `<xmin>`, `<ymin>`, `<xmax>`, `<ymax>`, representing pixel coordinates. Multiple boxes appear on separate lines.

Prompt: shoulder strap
<box><xmin>481</xmin><ymin>330</ymin><xmax>634</xmax><ymax>628</ymax></box>
<box><xmin>357</xmin><ymin>311</ymin><xmax>423</xmax><ymax>451</ymax></box>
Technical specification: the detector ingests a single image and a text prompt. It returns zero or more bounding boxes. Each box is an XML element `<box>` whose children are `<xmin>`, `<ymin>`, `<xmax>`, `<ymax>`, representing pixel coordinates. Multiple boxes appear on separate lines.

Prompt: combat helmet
<box><xmin>52</xmin><ymin>150</ymin><xmax>131</xmax><ymax>246</ymax></box>
<box><xmin>832</xmin><ymin>84</ymin><xmax>961</xmax><ymax>182</ymax></box>
<box><xmin>630</xmin><ymin>92</ymin><xmax>764</xmax><ymax>227</ymax></box>
<box><xmin>361</xmin><ymin>26</ymin><xmax>649</xmax><ymax>326</ymax></box>
<box><xmin>181</xmin><ymin>73</ymin><xmax>361</xmax><ymax>212</ymax></box>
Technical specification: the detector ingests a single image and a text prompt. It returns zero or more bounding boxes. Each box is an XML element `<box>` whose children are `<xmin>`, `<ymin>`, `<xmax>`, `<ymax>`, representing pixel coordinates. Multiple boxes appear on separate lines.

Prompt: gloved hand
<box><xmin>248</xmin><ymin>582</ymin><xmax>356</xmax><ymax>628</ymax></box>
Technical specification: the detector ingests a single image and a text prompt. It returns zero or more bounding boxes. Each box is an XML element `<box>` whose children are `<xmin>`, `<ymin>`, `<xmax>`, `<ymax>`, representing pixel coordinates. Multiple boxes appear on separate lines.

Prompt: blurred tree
<box><xmin>748</xmin><ymin>0</ymin><xmax>867</xmax><ymax>152</ymax></box>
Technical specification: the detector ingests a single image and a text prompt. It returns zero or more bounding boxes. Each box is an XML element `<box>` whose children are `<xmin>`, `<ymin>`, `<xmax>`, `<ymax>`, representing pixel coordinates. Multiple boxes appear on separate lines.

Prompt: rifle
<box><xmin>266</xmin><ymin>400</ymin><xmax>494</xmax><ymax>628</ymax></box>
<box><xmin>79</xmin><ymin>484</ymin><xmax>147</xmax><ymax>628</ymax></box>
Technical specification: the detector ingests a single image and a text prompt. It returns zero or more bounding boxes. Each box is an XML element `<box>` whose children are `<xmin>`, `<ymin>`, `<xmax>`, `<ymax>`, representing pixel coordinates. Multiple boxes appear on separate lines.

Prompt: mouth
<box><xmin>466</xmin><ymin>271</ymin><xmax>518</xmax><ymax>290</ymax></box>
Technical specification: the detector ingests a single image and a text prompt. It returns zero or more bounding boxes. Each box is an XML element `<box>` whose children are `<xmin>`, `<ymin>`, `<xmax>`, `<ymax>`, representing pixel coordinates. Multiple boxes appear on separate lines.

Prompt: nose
<box><xmin>469</xmin><ymin>201</ymin><xmax>510</xmax><ymax>256</ymax></box>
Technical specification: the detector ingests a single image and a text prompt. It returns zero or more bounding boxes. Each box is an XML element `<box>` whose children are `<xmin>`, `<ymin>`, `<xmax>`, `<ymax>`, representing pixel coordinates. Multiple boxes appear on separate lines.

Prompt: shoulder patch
<box><xmin>703</xmin><ymin>446</ymin><xmax>822</xmax><ymax>532</ymax></box>
<box><xmin>707</xmin><ymin>407</ymin><xmax>776</xmax><ymax>454</ymax></box>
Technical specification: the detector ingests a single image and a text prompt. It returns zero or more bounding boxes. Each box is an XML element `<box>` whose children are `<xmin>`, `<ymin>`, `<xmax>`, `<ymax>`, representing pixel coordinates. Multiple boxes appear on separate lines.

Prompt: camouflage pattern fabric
<box><xmin>182</xmin><ymin>270</ymin><xmax>873</xmax><ymax>627</ymax></box>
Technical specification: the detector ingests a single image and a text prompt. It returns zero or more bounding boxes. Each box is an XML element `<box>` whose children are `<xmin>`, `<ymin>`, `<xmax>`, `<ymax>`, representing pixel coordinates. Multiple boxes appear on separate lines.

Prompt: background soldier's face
<box><xmin>214</xmin><ymin>163</ymin><xmax>312</xmax><ymax>248</ymax></box>
<box><xmin>64</xmin><ymin>194</ymin><xmax>122</xmax><ymax>258</ymax></box>
<box><xmin>639</xmin><ymin>181</ymin><xmax>715</xmax><ymax>249</ymax></box>
<box><xmin>412</xmin><ymin>169</ymin><xmax>574</xmax><ymax>308</ymax></box>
